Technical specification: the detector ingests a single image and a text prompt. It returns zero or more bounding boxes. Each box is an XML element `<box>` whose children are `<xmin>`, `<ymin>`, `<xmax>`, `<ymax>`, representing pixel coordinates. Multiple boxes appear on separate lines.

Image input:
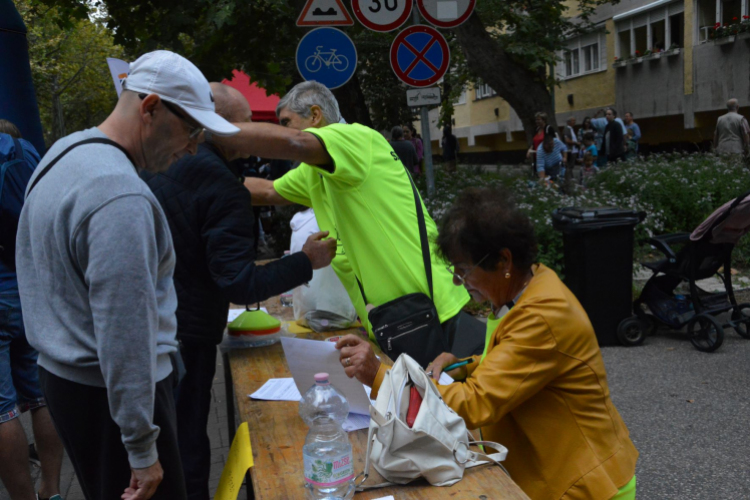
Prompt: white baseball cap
<box><xmin>123</xmin><ymin>50</ymin><xmax>240</xmax><ymax>137</ymax></box>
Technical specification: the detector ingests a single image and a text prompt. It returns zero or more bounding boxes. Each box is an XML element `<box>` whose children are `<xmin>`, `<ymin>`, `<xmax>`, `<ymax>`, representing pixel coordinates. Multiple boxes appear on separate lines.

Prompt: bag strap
<box><xmin>0</xmin><ymin>139</ymin><xmax>30</xmax><ymax>214</ymax></box>
<box><xmin>12</xmin><ymin>138</ymin><xmax>24</xmax><ymax>162</ymax></box>
<box><xmin>26</xmin><ymin>138</ymin><xmax>136</xmax><ymax>196</ymax></box>
<box><xmin>355</xmin><ymin>167</ymin><xmax>433</xmax><ymax>305</ymax></box>
<box><xmin>355</xmin><ymin>425</ymin><xmax>396</xmax><ymax>491</ymax></box>
<box><xmin>406</xmin><ymin>170</ymin><xmax>433</xmax><ymax>300</ymax></box>
<box><xmin>465</xmin><ymin>440</ymin><xmax>510</xmax><ymax>476</ymax></box>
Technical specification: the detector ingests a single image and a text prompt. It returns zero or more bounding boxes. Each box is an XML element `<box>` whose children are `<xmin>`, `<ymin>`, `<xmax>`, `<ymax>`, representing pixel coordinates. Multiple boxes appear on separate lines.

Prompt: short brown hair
<box><xmin>436</xmin><ymin>187</ymin><xmax>538</xmax><ymax>272</ymax></box>
<box><xmin>0</xmin><ymin>119</ymin><xmax>22</xmax><ymax>139</ymax></box>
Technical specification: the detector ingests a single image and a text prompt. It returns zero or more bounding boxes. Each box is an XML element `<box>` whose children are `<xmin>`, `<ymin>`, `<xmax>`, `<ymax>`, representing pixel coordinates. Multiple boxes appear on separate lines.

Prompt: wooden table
<box><xmin>224</xmin><ymin>301</ymin><xmax>529</xmax><ymax>500</ymax></box>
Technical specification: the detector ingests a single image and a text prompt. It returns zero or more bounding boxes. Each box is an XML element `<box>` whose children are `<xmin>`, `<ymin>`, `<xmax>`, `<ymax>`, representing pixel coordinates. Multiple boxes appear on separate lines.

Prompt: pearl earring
<box><xmin>505</xmin><ymin>272</ymin><xmax>511</xmax><ymax>279</ymax></box>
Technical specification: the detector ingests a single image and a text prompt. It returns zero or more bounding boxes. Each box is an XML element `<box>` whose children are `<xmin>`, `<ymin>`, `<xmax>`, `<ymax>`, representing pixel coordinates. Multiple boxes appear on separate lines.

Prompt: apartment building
<box><xmin>421</xmin><ymin>0</ymin><xmax>750</xmax><ymax>162</ymax></box>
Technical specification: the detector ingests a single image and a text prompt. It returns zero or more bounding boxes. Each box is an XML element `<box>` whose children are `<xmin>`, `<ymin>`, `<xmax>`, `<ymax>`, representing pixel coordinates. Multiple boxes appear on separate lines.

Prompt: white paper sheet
<box><xmin>342</xmin><ymin>413</ymin><xmax>372</xmax><ymax>432</ymax></box>
<box><xmin>227</xmin><ymin>307</ymin><xmax>268</xmax><ymax>323</ymax></box>
<box><xmin>250</xmin><ymin>377</ymin><xmax>372</xmax><ymax>432</ymax></box>
<box><xmin>438</xmin><ymin>372</ymin><xmax>454</xmax><ymax>385</ymax></box>
<box><xmin>372</xmin><ymin>496</ymin><xmax>395</xmax><ymax>500</ymax></box>
<box><xmin>281</xmin><ymin>336</ymin><xmax>374</xmax><ymax>415</ymax></box>
<box><xmin>249</xmin><ymin>378</ymin><xmax>301</xmax><ymax>401</ymax></box>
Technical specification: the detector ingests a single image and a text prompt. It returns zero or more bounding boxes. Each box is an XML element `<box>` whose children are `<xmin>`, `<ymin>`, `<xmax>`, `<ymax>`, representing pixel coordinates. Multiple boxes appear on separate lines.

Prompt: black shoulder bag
<box><xmin>358</xmin><ymin>171</ymin><xmax>446</xmax><ymax>368</ymax></box>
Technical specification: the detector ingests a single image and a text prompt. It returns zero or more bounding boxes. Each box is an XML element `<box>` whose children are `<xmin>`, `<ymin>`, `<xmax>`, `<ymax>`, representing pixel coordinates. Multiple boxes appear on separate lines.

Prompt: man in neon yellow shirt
<box><xmin>211</xmin><ymin>81</ymin><xmax>484</xmax><ymax>359</ymax></box>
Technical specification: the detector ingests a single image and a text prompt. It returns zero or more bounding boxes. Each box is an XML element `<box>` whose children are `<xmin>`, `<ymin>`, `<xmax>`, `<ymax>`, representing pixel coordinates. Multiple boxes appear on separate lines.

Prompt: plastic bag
<box><xmin>290</xmin><ymin>209</ymin><xmax>357</xmax><ymax>331</ymax></box>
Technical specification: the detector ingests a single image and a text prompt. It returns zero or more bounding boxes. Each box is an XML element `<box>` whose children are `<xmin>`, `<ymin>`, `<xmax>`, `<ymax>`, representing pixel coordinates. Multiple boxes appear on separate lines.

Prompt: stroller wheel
<box><xmin>731</xmin><ymin>303</ymin><xmax>750</xmax><ymax>339</ymax></box>
<box><xmin>617</xmin><ymin>317</ymin><xmax>647</xmax><ymax>346</ymax></box>
<box><xmin>688</xmin><ymin>314</ymin><xmax>724</xmax><ymax>352</ymax></box>
<box><xmin>641</xmin><ymin>315</ymin><xmax>657</xmax><ymax>336</ymax></box>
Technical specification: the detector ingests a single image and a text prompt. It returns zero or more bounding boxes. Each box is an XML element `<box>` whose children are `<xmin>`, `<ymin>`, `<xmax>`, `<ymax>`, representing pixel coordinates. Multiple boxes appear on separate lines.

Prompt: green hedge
<box><xmin>417</xmin><ymin>154</ymin><xmax>750</xmax><ymax>273</ymax></box>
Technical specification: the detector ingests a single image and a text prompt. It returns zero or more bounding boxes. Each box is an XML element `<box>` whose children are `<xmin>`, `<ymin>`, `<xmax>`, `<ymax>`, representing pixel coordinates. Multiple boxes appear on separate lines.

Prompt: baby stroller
<box><xmin>620</xmin><ymin>190</ymin><xmax>750</xmax><ymax>352</ymax></box>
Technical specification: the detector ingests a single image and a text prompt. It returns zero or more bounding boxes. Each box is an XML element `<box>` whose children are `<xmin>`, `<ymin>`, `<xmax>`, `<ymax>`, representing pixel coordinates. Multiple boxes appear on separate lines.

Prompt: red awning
<box><xmin>221</xmin><ymin>70</ymin><xmax>280</xmax><ymax>123</ymax></box>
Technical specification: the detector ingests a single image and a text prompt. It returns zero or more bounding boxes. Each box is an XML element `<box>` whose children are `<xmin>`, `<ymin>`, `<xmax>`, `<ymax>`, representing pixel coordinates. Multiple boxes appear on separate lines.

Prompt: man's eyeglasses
<box><xmin>139</xmin><ymin>94</ymin><xmax>203</xmax><ymax>140</ymax></box>
<box><xmin>446</xmin><ymin>254</ymin><xmax>489</xmax><ymax>286</ymax></box>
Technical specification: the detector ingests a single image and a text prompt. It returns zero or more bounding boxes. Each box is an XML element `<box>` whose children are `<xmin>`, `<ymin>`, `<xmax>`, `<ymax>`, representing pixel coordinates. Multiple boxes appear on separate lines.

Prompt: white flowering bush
<box><xmin>418</xmin><ymin>154</ymin><xmax>750</xmax><ymax>273</ymax></box>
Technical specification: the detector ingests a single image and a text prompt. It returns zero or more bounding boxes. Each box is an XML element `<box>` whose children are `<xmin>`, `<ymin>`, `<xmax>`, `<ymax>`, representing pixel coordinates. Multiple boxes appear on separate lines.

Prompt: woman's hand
<box><xmin>426</xmin><ymin>352</ymin><xmax>467</xmax><ymax>381</ymax></box>
<box><xmin>335</xmin><ymin>334</ymin><xmax>381</xmax><ymax>387</ymax></box>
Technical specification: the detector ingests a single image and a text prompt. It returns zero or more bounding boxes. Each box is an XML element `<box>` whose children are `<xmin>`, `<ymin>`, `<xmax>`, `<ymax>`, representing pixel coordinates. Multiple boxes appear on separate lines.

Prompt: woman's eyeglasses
<box><xmin>446</xmin><ymin>254</ymin><xmax>489</xmax><ymax>285</ymax></box>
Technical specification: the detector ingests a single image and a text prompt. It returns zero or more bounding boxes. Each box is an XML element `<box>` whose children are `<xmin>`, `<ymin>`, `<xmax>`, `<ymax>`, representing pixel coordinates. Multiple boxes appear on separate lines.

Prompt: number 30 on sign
<box><xmin>351</xmin><ymin>0</ymin><xmax>412</xmax><ymax>32</ymax></box>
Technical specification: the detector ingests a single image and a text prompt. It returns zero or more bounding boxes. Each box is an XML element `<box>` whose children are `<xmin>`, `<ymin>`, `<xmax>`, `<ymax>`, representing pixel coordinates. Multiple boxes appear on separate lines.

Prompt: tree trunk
<box><xmin>51</xmin><ymin>76</ymin><xmax>66</xmax><ymax>142</ymax></box>
<box><xmin>454</xmin><ymin>13</ymin><xmax>557</xmax><ymax>145</ymax></box>
<box><xmin>332</xmin><ymin>72</ymin><xmax>373</xmax><ymax>127</ymax></box>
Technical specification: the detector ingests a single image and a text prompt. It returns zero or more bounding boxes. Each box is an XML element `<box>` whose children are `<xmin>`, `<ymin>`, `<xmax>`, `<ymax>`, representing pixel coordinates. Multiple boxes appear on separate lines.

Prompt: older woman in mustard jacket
<box><xmin>336</xmin><ymin>187</ymin><xmax>638</xmax><ymax>500</ymax></box>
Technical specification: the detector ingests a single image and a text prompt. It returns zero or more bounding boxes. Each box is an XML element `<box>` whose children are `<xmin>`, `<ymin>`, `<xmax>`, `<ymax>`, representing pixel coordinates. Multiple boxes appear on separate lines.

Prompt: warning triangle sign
<box><xmin>297</xmin><ymin>0</ymin><xmax>354</xmax><ymax>26</ymax></box>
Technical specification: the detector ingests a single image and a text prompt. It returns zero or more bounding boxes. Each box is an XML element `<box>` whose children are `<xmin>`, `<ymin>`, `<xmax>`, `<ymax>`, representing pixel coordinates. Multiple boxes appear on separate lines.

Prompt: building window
<box><xmin>475</xmin><ymin>83</ymin><xmax>497</xmax><ymax>100</ymax></box>
<box><xmin>670</xmin><ymin>13</ymin><xmax>684</xmax><ymax>47</ymax></box>
<box><xmin>722</xmin><ymin>0</ymin><xmax>743</xmax><ymax>25</ymax></box>
<box><xmin>583</xmin><ymin>43</ymin><xmax>600</xmax><ymax>71</ymax></box>
<box><xmin>696</xmin><ymin>0</ymin><xmax>747</xmax><ymax>42</ymax></box>
<box><xmin>560</xmin><ymin>32</ymin><xmax>604</xmax><ymax>78</ymax></box>
<box><xmin>564</xmin><ymin>48</ymin><xmax>580</xmax><ymax>76</ymax></box>
<box><xmin>453</xmin><ymin>89</ymin><xmax>466</xmax><ymax>105</ymax></box>
<box><xmin>615</xmin><ymin>1</ymin><xmax>686</xmax><ymax>55</ymax></box>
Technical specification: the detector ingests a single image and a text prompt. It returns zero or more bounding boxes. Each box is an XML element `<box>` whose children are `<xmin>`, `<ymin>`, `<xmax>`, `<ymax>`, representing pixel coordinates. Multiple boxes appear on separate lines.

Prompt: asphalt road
<box><xmin>602</xmin><ymin>320</ymin><xmax>750</xmax><ymax>500</ymax></box>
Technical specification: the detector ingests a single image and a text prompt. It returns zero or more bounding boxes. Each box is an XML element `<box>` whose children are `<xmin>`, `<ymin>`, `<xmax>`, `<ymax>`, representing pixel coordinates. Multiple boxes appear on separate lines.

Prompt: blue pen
<box><xmin>427</xmin><ymin>359</ymin><xmax>474</xmax><ymax>377</ymax></box>
<box><xmin>443</xmin><ymin>359</ymin><xmax>474</xmax><ymax>372</ymax></box>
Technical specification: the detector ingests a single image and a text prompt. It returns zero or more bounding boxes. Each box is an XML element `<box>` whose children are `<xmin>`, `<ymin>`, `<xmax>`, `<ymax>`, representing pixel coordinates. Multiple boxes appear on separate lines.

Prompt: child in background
<box><xmin>582</xmin><ymin>132</ymin><xmax>598</xmax><ymax>164</ymax></box>
<box><xmin>580</xmin><ymin>152</ymin><xmax>599</xmax><ymax>187</ymax></box>
<box><xmin>623</xmin><ymin>129</ymin><xmax>638</xmax><ymax>161</ymax></box>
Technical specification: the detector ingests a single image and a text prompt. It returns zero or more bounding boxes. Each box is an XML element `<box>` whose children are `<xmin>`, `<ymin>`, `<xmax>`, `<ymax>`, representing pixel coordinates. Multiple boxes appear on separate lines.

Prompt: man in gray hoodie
<box><xmin>15</xmin><ymin>51</ymin><xmax>239</xmax><ymax>500</ymax></box>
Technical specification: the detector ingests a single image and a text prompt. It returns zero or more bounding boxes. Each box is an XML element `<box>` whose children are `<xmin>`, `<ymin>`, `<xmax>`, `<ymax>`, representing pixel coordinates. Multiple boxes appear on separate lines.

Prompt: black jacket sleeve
<box><xmin>200</xmin><ymin>165</ymin><xmax>313</xmax><ymax>305</ymax></box>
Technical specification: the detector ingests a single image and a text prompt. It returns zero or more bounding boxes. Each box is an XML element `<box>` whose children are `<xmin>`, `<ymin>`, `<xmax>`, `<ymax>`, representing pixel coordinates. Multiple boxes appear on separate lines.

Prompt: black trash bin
<box><xmin>552</xmin><ymin>207</ymin><xmax>645</xmax><ymax>346</ymax></box>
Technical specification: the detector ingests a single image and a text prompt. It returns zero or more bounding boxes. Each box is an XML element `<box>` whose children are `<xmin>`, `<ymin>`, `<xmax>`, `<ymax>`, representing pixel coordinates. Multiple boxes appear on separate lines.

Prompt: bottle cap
<box><xmin>314</xmin><ymin>373</ymin><xmax>329</xmax><ymax>384</ymax></box>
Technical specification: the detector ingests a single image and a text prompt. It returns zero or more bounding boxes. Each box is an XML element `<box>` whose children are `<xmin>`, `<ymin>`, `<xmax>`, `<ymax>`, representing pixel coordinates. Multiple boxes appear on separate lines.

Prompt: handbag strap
<box><xmin>465</xmin><ymin>440</ymin><xmax>510</xmax><ymax>477</ymax></box>
<box><xmin>355</xmin><ymin>425</ymin><xmax>395</xmax><ymax>491</ymax></box>
<box><xmin>355</xmin><ymin>167</ymin><xmax>433</xmax><ymax>304</ymax></box>
<box><xmin>26</xmin><ymin>138</ymin><xmax>136</xmax><ymax>196</ymax></box>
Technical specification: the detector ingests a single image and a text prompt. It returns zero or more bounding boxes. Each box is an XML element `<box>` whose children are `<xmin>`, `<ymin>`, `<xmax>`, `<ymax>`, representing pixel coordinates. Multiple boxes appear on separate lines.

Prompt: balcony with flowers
<box><xmin>707</xmin><ymin>16</ymin><xmax>750</xmax><ymax>45</ymax></box>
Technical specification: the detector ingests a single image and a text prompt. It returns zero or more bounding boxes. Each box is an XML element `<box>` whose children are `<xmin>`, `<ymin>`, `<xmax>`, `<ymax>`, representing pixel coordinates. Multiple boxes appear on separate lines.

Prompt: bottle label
<box><xmin>303</xmin><ymin>449</ymin><xmax>354</xmax><ymax>487</ymax></box>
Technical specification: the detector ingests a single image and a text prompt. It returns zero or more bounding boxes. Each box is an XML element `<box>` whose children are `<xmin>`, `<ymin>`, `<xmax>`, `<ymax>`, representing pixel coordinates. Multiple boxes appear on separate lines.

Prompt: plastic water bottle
<box><xmin>280</xmin><ymin>250</ymin><xmax>294</xmax><ymax>307</ymax></box>
<box><xmin>299</xmin><ymin>373</ymin><xmax>355</xmax><ymax>500</ymax></box>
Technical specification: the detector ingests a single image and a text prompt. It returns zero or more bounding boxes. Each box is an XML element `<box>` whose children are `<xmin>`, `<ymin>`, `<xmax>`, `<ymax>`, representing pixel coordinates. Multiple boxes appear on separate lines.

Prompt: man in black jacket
<box><xmin>601</xmin><ymin>107</ymin><xmax>624</xmax><ymax>163</ymax></box>
<box><xmin>141</xmin><ymin>83</ymin><xmax>336</xmax><ymax>500</ymax></box>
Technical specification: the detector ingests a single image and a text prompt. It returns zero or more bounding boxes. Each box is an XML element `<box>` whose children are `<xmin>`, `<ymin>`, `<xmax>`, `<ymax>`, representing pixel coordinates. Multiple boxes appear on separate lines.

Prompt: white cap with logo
<box><xmin>123</xmin><ymin>50</ymin><xmax>240</xmax><ymax>137</ymax></box>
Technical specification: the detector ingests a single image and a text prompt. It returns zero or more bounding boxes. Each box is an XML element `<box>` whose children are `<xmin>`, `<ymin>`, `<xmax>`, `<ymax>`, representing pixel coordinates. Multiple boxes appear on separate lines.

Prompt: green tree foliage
<box><xmin>17</xmin><ymin>0</ymin><xmax>126</xmax><ymax>147</ymax></box>
<box><xmin>31</xmin><ymin>0</ymin><xmax>612</xmax><ymax>143</ymax></box>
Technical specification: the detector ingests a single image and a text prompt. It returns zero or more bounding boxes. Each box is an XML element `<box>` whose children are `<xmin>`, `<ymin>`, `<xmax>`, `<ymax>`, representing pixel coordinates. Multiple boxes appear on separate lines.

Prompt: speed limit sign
<box><xmin>351</xmin><ymin>0</ymin><xmax>412</xmax><ymax>32</ymax></box>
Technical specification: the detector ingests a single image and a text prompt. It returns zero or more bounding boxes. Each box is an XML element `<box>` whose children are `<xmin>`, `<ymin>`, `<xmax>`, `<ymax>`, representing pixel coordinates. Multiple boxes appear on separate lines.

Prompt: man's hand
<box><xmin>426</xmin><ymin>352</ymin><xmax>466</xmax><ymax>382</ymax></box>
<box><xmin>301</xmin><ymin>231</ymin><xmax>337</xmax><ymax>270</ymax></box>
<box><xmin>335</xmin><ymin>334</ymin><xmax>381</xmax><ymax>387</ymax></box>
<box><xmin>121</xmin><ymin>460</ymin><xmax>163</xmax><ymax>500</ymax></box>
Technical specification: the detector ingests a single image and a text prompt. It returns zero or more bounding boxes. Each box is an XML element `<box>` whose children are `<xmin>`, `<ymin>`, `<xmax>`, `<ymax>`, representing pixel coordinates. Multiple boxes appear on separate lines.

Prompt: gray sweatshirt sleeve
<box><xmin>74</xmin><ymin>194</ymin><xmax>166</xmax><ymax>468</ymax></box>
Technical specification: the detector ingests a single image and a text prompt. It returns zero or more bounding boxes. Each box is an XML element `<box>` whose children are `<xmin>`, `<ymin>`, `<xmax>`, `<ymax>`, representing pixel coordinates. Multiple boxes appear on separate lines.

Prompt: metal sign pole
<box><xmin>411</xmin><ymin>2</ymin><xmax>435</xmax><ymax>197</ymax></box>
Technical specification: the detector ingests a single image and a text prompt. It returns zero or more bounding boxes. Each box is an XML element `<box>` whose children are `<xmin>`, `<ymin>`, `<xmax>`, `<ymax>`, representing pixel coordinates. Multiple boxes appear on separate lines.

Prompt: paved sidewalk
<box><xmin>0</xmin><ymin>350</ymin><xmax>246</xmax><ymax>500</ymax></box>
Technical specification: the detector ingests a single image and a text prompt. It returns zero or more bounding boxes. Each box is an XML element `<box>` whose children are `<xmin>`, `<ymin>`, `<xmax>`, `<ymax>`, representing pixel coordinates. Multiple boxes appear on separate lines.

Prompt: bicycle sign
<box><xmin>305</xmin><ymin>46</ymin><xmax>350</xmax><ymax>73</ymax></box>
<box><xmin>296</xmin><ymin>27</ymin><xmax>358</xmax><ymax>89</ymax></box>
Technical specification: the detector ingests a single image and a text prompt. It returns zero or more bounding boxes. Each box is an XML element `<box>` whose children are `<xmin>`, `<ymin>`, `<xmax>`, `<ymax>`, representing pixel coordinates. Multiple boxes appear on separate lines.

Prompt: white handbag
<box><xmin>356</xmin><ymin>353</ymin><xmax>509</xmax><ymax>490</ymax></box>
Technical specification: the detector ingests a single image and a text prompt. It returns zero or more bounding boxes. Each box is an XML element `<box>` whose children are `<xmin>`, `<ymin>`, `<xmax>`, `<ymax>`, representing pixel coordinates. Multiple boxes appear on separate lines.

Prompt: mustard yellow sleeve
<box><xmin>437</xmin><ymin>306</ymin><xmax>561</xmax><ymax>429</ymax></box>
<box><xmin>369</xmin><ymin>362</ymin><xmax>389</xmax><ymax>400</ymax></box>
<box><xmin>464</xmin><ymin>355</ymin><xmax>482</xmax><ymax>377</ymax></box>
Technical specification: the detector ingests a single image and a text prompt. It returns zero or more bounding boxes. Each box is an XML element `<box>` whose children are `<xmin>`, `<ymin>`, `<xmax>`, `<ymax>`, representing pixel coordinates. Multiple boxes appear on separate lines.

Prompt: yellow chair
<box><xmin>214</xmin><ymin>422</ymin><xmax>254</xmax><ymax>500</ymax></box>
